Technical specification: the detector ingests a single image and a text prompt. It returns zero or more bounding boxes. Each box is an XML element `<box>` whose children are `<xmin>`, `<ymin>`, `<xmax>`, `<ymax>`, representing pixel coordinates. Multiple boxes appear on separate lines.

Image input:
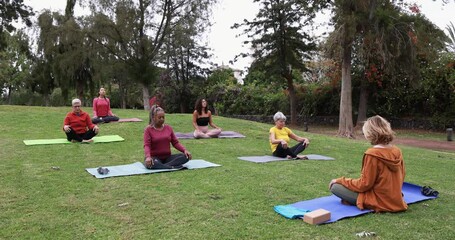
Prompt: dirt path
<box><xmin>305</xmin><ymin>126</ymin><xmax>455</xmax><ymax>152</ymax></box>
<box><xmin>391</xmin><ymin>138</ymin><xmax>455</xmax><ymax>152</ymax></box>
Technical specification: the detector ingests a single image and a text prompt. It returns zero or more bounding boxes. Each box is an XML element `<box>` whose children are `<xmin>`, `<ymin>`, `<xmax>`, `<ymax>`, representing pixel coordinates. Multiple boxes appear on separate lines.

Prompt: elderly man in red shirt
<box><xmin>63</xmin><ymin>98</ymin><xmax>99</xmax><ymax>143</ymax></box>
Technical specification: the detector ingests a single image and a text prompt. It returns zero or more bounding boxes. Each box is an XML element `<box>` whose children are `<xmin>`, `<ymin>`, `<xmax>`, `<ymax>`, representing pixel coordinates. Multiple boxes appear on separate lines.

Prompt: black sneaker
<box><xmin>97</xmin><ymin>167</ymin><xmax>110</xmax><ymax>175</ymax></box>
<box><xmin>421</xmin><ymin>186</ymin><xmax>439</xmax><ymax>197</ymax></box>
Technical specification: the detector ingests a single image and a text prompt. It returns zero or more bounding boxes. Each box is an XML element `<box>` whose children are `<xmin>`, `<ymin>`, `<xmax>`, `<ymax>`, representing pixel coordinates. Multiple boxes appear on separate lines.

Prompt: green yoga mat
<box><xmin>23</xmin><ymin>135</ymin><xmax>125</xmax><ymax>145</ymax></box>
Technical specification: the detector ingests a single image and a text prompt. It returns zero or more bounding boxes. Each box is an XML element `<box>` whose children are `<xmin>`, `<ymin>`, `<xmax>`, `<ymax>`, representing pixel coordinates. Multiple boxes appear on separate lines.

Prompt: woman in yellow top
<box><xmin>328</xmin><ymin>115</ymin><xmax>407</xmax><ymax>212</ymax></box>
<box><xmin>269</xmin><ymin>111</ymin><xmax>310</xmax><ymax>159</ymax></box>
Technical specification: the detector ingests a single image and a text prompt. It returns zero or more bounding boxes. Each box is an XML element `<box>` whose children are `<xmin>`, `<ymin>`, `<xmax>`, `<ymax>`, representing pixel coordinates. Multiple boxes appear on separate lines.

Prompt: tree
<box><xmin>232</xmin><ymin>0</ymin><xmax>327</xmax><ymax>125</ymax></box>
<box><xmin>35</xmin><ymin>1</ymin><xmax>96</xmax><ymax>104</ymax></box>
<box><xmin>323</xmin><ymin>1</ymin><xmax>445</xmax><ymax>137</ymax></box>
<box><xmin>0</xmin><ymin>0</ymin><xmax>33</xmax><ymax>50</ymax></box>
<box><xmin>86</xmin><ymin>0</ymin><xmax>217</xmax><ymax>110</ymax></box>
<box><xmin>0</xmin><ymin>31</ymin><xmax>32</xmax><ymax>103</ymax></box>
<box><xmin>446</xmin><ymin>22</ymin><xmax>455</xmax><ymax>53</ymax></box>
<box><xmin>160</xmin><ymin>1</ymin><xmax>214</xmax><ymax>113</ymax></box>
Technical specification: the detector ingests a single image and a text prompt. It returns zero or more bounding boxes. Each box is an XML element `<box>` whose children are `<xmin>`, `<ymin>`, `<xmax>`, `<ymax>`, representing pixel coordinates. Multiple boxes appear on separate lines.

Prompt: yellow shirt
<box><xmin>269</xmin><ymin>126</ymin><xmax>293</xmax><ymax>152</ymax></box>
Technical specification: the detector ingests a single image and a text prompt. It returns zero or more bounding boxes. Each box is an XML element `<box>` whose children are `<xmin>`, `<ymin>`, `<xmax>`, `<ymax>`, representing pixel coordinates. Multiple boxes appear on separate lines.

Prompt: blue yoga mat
<box><xmin>86</xmin><ymin>160</ymin><xmax>221</xmax><ymax>179</ymax></box>
<box><xmin>275</xmin><ymin>182</ymin><xmax>437</xmax><ymax>224</ymax></box>
<box><xmin>238</xmin><ymin>154</ymin><xmax>334</xmax><ymax>163</ymax></box>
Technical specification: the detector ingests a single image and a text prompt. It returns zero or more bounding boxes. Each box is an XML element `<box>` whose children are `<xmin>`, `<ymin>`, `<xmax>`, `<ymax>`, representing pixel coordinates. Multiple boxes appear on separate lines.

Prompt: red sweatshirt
<box><xmin>63</xmin><ymin>110</ymin><xmax>96</xmax><ymax>134</ymax></box>
<box><xmin>143</xmin><ymin>125</ymin><xmax>186</xmax><ymax>159</ymax></box>
<box><xmin>93</xmin><ymin>97</ymin><xmax>114</xmax><ymax>117</ymax></box>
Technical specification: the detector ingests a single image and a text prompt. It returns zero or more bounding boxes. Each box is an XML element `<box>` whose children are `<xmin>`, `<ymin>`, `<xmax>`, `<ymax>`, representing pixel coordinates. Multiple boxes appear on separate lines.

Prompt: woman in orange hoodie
<box><xmin>329</xmin><ymin>115</ymin><xmax>407</xmax><ymax>212</ymax></box>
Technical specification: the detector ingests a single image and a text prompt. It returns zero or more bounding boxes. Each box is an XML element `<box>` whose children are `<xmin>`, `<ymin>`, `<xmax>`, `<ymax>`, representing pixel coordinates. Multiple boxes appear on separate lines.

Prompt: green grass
<box><xmin>1</xmin><ymin>105</ymin><xmax>454</xmax><ymax>239</ymax></box>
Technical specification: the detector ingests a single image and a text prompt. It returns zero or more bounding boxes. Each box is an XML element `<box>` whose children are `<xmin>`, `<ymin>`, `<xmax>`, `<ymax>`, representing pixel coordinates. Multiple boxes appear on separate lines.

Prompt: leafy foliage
<box><xmin>0</xmin><ymin>0</ymin><xmax>33</xmax><ymax>50</ymax></box>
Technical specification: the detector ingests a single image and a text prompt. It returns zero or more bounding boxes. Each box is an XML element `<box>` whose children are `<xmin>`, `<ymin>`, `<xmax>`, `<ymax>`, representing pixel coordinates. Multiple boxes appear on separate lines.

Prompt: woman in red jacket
<box><xmin>329</xmin><ymin>115</ymin><xmax>407</xmax><ymax>212</ymax></box>
<box><xmin>92</xmin><ymin>87</ymin><xmax>119</xmax><ymax>124</ymax></box>
<box><xmin>63</xmin><ymin>98</ymin><xmax>99</xmax><ymax>143</ymax></box>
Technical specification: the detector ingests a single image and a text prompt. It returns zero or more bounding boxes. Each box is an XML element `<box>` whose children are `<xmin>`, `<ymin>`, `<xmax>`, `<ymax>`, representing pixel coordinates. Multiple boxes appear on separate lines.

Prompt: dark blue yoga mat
<box><xmin>275</xmin><ymin>182</ymin><xmax>437</xmax><ymax>224</ymax></box>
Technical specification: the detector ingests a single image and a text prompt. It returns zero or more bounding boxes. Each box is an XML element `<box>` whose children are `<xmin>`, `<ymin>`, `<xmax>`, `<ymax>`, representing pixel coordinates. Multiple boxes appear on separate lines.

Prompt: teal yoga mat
<box><xmin>238</xmin><ymin>154</ymin><xmax>335</xmax><ymax>163</ymax></box>
<box><xmin>86</xmin><ymin>159</ymin><xmax>221</xmax><ymax>179</ymax></box>
<box><xmin>23</xmin><ymin>135</ymin><xmax>125</xmax><ymax>145</ymax></box>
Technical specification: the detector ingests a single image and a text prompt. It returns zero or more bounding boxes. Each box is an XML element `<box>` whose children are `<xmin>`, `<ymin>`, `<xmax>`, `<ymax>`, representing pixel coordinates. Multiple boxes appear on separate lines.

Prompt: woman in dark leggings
<box><xmin>269</xmin><ymin>111</ymin><xmax>310</xmax><ymax>159</ymax></box>
<box><xmin>143</xmin><ymin>105</ymin><xmax>192</xmax><ymax>169</ymax></box>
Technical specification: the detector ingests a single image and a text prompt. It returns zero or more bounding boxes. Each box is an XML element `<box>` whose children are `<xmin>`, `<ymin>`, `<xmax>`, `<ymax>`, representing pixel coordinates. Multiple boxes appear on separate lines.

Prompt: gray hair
<box><xmin>72</xmin><ymin>98</ymin><xmax>81</xmax><ymax>106</ymax></box>
<box><xmin>273</xmin><ymin>111</ymin><xmax>286</xmax><ymax>122</ymax></box>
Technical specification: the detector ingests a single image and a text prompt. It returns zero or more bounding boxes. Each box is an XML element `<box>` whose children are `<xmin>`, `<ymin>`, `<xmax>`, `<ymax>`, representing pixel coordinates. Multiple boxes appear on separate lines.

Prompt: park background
<box><xmin>1</xmin><ymin>1</ymin><xmax>455</xmax><ymax>238</ymax></box>
<box><xmin>1</xmin><ymin>0</ymin><xmax>455</xmax><ymax>135</ymax></box>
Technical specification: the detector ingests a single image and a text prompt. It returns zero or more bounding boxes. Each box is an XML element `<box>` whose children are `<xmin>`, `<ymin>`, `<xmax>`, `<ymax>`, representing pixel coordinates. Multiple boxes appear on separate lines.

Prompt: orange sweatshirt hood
<box><xmin>364</xmin><ymin>147</ymin><xmax>403</xmax><ymax>172</ymax></box>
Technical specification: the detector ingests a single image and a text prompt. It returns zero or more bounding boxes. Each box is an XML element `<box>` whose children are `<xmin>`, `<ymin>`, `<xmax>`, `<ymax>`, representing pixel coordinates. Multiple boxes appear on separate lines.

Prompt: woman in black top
<box><xmin>192</xmin><ymin>98</ymin><xmax>221</xmax><ymax>138</ymax></box>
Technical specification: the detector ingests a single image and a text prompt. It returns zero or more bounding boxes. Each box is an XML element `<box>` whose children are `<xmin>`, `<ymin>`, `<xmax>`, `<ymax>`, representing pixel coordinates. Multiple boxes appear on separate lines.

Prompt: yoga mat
<box><xmin>86</xmin><ymin>159</ymin><xmax>221</xmax><ymax>179</ymax></box>
<box><xmin>23</xmin><ymin>135</ymin><xmax>125</xmax><ymax>146</ymax></box>
<box><xmin>238</xmin><ymin>154</ymin><xmax>335</xmax><ymax>163</ymax></box>
<box><xmin>116</xmin><ymin>118</ymin><xmax>143</xmax><ymax>122</ymax></box>
<box><xmin>275</xmin><ymin>182</ymin><xmax>438</xmax><ymax>224</ymax></box>
<box><xmin>175</xmin><ymin>131</ymin><xmax>245</xmax><ymax>139</ymax></box>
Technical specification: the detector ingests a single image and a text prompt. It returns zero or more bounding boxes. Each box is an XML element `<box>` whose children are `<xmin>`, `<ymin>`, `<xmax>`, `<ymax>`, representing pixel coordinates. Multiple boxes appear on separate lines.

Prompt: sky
<box><xmin>23</xmin><ymin>0</ymin><xmax>455</xmax><ymax>71</ymax></box>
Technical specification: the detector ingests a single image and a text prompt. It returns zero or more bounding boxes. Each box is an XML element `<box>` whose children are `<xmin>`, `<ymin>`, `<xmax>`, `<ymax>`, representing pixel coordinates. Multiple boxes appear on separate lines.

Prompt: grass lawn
<box><xmin>1</xmin><ymin>105</ymin><xmax>453</xmax><ymax>239</ymax></box>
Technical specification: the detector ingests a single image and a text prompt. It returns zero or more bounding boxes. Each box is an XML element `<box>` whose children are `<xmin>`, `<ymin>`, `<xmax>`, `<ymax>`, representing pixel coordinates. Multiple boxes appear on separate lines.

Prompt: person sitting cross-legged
<box><xmin>269</xmin><ymin>111</ymin><xmax>310</xmax><ymax>159</ymax></box>
<box><xmin>143</xmin><ymin>105</ymin><xmax>192</xmax><ymax>169</ymax></box>
<box><xmin>63</xmin><ymin>98</ymin><xmax>99</xmax><ymax>143</ymax></box>
<box><xmin>328</xmin><ymin>115</ymin><xmax>408</xmax><ymax>212</ymax></box>
<box><xmin>92</xmin><ymin>87</ymin><xmax>119</xmax><ymax>124</ymax></box>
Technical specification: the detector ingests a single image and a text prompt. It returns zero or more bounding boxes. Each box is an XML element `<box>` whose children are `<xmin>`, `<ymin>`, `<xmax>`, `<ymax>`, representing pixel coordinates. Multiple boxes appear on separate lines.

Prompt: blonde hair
<box><xmin>362</xmin><ymin>115</ymin><xmax>395</xmax><ymax>145</ymax></box>
<box><xmin>149</xmin><ymin>105</ymin><xmax>164</xmax><ymax>125</ymax></box>
<box><xmin>273</xmin><ymin>111</ymin><xmax>286</xmax><ymax>122</ymax></box>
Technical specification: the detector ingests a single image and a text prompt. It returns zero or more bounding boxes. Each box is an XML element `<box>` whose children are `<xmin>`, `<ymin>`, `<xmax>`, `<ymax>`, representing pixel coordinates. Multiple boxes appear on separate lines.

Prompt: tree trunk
<box><xmin>76</xmin><ymin>79</ymin><xmax>84</xmax><ymax>105</ymax></box>
<box><xmin>44</xmin><ymin>94</ymin><xmax>50</xmax><ymax>106</ymax></box>
<box><xmin>286</xmin><ymin>75</ymin><xmax>298</xmax><ymax>126</ymax></box>
<box><xmin>337</xmin><ymin>31</ymin><xmax>354</xmax><ymax>138</ymax></box>
<box><xmin>121</xmin><ymin>88</ymin><xmax>127</xmax><ymax>109</ymax></box>
<box><xmin>355</xmin><ymin>79</ymin><xmax>369</xmax><ymax>128</ymax></box>
<box><xmin>141</xmin><ymin>83</ymin><xmax>150</xmax><ymax>110</ymax></box>
<box><xmin>7</xmin><ymin>85</ymin><xmax>12</xmax><ymax>105</ymax></box>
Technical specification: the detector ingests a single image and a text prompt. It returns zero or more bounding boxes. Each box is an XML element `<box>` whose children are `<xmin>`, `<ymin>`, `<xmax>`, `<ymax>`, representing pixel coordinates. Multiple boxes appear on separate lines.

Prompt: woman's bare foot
<box><xmin>82</xmin><ymin>139</ymin><xmax>93</xmax><ymax>143</ymax></box>
<box><xmin>296</xmin><ymin>155</ymin><xmax>308</xmax><ymax>160</ymax></box>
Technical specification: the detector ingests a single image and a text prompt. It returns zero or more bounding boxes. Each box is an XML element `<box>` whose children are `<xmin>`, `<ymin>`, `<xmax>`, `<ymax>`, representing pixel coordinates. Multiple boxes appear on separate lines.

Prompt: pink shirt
<box><xmin>93</xmin><ymin>97</ymin><xmax>113</xmax><ymax>117</ymax></box>
<box><xmin>143</xmin><ymin>125</ymin><xmax>186</xmax><ymax>159</ymax></box>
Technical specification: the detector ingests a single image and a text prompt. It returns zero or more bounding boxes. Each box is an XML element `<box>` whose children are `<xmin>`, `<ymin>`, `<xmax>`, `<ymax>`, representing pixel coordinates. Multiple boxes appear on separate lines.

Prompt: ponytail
<box><xmin>149</xmin><ymin>105</ymin><xmax>164</xmax><ymax>125</ymax></box>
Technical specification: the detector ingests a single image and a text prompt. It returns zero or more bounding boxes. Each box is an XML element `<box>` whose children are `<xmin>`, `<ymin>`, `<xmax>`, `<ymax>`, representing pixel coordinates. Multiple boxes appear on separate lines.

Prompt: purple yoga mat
<box><xmin>116</xmin><ymin>118</ymin><xmax>143</xmax><ymax>122</ymax></box>
<box><xmin>276</xmin><ymin>182</ymin><xmax>437</xmax><ymax>224</ymax></box>
<box><xmin>175</xmin><ymin>131</ymin><xmax>245</xmax><ymax>139</ymax></box>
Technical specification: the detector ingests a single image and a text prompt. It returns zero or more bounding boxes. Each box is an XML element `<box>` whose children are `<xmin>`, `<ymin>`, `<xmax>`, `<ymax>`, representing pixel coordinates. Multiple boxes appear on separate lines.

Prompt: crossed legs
<box><xmin>273</xmin><ymin>142</ymin><xmax>306</xmax><ymax>158</ymax></box>
<box><xmin>330</xmin><ymin>183</ymin><xmax>358</xmax><ymax>206</ymax></box>
<box><xmin>65</xmin><ymin>128</ymin><xmax>97</xmax><ymax>142</ymax></box>
<box><xmin>143</xmin><ymin>154</ymin><xmax>189</xmax><ymax>169</ymax></box>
